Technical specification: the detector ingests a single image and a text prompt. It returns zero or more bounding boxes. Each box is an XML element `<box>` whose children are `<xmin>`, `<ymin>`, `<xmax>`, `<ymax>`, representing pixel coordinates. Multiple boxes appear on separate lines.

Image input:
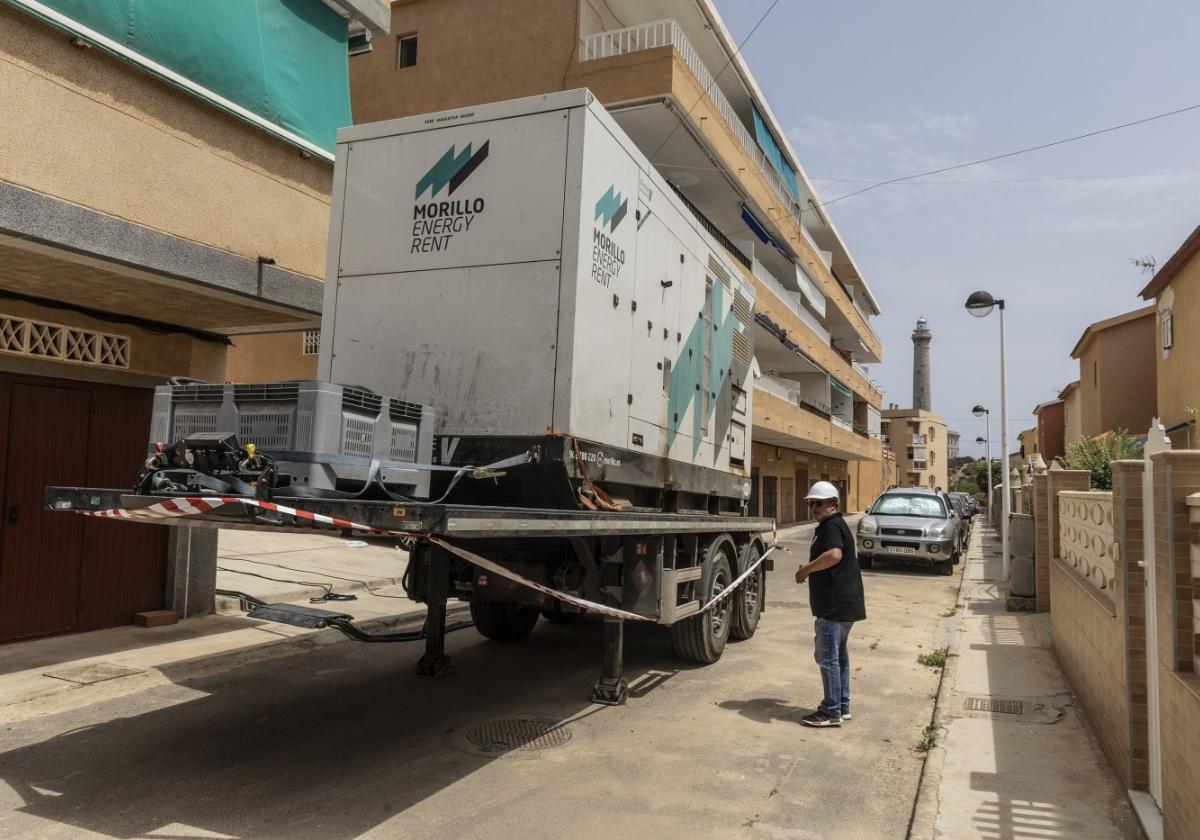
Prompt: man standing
<box><xmin>795</xmin><ymin>481</ymin><xmax>866</xmax><ymax>728</ymax></box>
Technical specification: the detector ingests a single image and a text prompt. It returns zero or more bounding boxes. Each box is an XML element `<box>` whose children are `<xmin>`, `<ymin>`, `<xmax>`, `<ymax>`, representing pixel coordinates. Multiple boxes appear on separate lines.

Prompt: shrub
<box><xmin>1062</xmin><ymin>429</ymin><xmax>1143</xmax><ymax>490</ymax></box>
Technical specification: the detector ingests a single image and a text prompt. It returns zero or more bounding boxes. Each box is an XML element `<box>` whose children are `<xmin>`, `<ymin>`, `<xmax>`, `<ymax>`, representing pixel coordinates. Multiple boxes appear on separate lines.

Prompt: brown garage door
<box><xmin>0</xmin><ymin>375</ymin><xmax>167</xmax><ymax>642</ymax></box>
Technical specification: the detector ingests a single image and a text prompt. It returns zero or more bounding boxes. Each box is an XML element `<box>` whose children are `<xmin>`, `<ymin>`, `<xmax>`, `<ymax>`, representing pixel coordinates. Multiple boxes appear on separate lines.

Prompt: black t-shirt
<box><xmin>807</xmin><ymin>513</ymin><xmax>867</xmax><ymax>622</ymax></box>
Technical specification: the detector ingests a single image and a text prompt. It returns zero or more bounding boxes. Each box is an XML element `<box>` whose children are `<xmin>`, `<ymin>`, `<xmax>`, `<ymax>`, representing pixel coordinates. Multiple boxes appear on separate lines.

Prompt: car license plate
<box><xmin>891</xmin><ymin>546</ymin><xmax>917</xmax><ymax>554</ymax></box>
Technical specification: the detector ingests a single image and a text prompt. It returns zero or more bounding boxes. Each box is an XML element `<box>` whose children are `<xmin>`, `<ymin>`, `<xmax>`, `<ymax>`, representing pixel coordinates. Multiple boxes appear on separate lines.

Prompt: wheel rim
<box><xmin>710</xmin><ymin>565</ymin><xmax>730</xmax><ymax>640</ymax></box>
<box><xmin>742</xmin><ymin>562</ymin><xmax>761</xmax><ymax>616</ymax></box>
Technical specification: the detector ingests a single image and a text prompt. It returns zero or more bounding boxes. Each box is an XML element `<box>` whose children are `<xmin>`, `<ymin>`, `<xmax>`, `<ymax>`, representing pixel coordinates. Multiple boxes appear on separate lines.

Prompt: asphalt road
<box><xmin>0</xmin><ymin>533</ymin><xmax>961</xmax><ymax>840</ymax></box>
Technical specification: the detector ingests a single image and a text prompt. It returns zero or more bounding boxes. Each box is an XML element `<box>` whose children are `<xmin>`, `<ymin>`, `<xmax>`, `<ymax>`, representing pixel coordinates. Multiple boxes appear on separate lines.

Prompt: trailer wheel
<box><xmin>731</xmin><ymin>545</ymin><xmax>763</xmax><ymax>641</ymax></box>
<box><xmin>671</xmin><ymin>545</ymin><xmax>733</xmax><ymax>664</ymax></box>
<box><xmin>470</xmin><ymin>600</ymin><xmax>540</xmax><ymax>641</ymax></box>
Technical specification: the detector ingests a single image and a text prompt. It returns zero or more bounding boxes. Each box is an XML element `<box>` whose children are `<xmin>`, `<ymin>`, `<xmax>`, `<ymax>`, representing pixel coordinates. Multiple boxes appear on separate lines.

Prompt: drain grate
<box><xmin>44</xmin><ymin>662</ymin><xmax>144</xmax><ymax>685</ymax></box>
<box><xmin>964</xmin><ymin>697</ymin><xmax>1023</xmax><ymax>714</ymax></box>
<box><xmin>465</xmin><ymin>718</ymin><xmax>573</xmax><ymax>753</ymax></box>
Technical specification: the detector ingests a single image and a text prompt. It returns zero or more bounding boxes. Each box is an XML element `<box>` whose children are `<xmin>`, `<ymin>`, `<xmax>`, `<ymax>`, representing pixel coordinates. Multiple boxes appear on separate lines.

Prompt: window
<box><xmin>870</xmin><ymin>493</ymin><xmax>947</xmax><ymax>518</ymax></box>
<box><xmin>396</xmin><ymin>34</ymin><xmax>418</xmax><ymax>69</ymax></box>
<box><xmin>928</xmin><ymin>426</ymin><xmax>936</xmax><ymax>440</ymax></box>
<box><xmin>1162</xmin><ymin>310</ymin><xmax>1174</xmax><ymax>351</ymax></box>
<box><xmin>302</xmin><ymin>328</ymin><xmax>321</xmax><ymax>356</ymax></box>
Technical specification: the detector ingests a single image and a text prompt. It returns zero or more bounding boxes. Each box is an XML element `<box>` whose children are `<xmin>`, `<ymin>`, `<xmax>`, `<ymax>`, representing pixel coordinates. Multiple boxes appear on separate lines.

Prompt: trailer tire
<box><xmin>731</xmin><ymin>544</ymin><xmax>763</xmax><ymax>641</ymax></box>
<box><xmin>671</xmin><ymin>545</ymin><xmax>733</xmax><ymax>664</ymax></box>
<box><xmin>470</xmin><ymin>600</ymin><xmax>540</xmax><ymax>641</ymax></box>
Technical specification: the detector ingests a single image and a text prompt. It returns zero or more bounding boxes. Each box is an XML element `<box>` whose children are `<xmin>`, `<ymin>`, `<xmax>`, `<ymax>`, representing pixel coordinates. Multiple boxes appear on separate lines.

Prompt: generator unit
<box><xmin>148</xmin><ymin>381</ymin><xmax>435</xmax><ymax>498</ymax></box>
<box><xmin>320</xmin><ymin>89</ymin><xmax>756</xmax><ymax>512</ymax></box>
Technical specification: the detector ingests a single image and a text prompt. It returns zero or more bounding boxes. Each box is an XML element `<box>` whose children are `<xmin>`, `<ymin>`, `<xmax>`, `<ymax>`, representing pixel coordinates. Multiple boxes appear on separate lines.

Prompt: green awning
<box><xmin>830</xmin><ymin>377</ymin><xmax>852</xmax><ymax>398</ymax></box>
<box><xmin>8</xmin><ymin>0</ymin><xmax>350</xmax><ymax>156</ymax></box>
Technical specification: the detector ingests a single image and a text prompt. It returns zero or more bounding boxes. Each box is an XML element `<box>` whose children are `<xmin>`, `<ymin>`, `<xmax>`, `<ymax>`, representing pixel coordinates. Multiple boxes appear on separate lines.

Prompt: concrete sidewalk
<box><xmin>0</xmin><ymin>530</ymin><xmax>439</xmax><ymax>718</ymax></box>
<box><xmin>911</xmin><ymin>525</ymin><xmax>1142</xmax><ymax>839</ymax></box>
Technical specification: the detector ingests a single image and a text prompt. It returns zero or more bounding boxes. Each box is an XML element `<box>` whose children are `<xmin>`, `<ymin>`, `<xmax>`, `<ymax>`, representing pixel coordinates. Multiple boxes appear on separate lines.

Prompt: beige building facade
<box><xmin>1140</xmin><ymin>226</ymin><xmax>1200</xmax><ymax>447</ymax></box>
<box><xmin>345</xmin><ymin>0</ymin><xmax>886</xmax><ymax>520</ymax></box>
<box><xmin>0</xmin><ymin>0</ymin><xmax>386</xmax><ymax>641</ymax></box>
<box><xmin>1060</xmin><ymin>380</ymin><xmax>1083</xmax><ymax>448</ymax></box>
<box><xmin>1069</xmin><ymin>305</ymin><xmax>1157</xmax><ymax>440</ymax></box>
<box><xmin>881</xmin><ymin>408</ymin><xmax>949</xmax><ymax>491</ymax></box>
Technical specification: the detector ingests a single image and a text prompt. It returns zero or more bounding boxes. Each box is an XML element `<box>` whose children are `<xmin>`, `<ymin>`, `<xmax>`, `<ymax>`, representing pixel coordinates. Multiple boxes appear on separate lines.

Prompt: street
<box><xmin>0</xmin><ymin>525</ymin><xmax>960</xmax><ymax>840</ymax></box>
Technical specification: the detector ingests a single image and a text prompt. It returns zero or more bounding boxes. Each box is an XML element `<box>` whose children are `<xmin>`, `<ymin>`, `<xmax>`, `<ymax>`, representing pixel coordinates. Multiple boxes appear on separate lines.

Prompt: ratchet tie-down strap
<box><xmin>81</xmin><ymin>496</ymin><xmax>774</xmax><ymax>622</ymax></box>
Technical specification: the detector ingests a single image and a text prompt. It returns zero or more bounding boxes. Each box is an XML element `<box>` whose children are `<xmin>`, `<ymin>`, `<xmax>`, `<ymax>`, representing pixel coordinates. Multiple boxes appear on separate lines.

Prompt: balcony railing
<box><xmin>832</xmin><ymin>416</ymin><xmax>853</xmax><ymax>432</ymax></box>
<box><xmin>579</xmin><ymin>20</ymin><xmax>800</xmax><ymax>222</ymax></box>
<box><xmin>756</xmin><ymin>374</ymin><xmax>831</xmax><ymax>418</ymax></box>
<box><xmin>912</xmin><ymin>461</ymin><xmax>928</xmax><ymax>471</ymax></box>
<box><xmin>912</xmin><ymin>434</ymin><xmax>928</xmax><ymax>445</ymax></box>
<box><xmin>751</xmin><ymin>259</ymin><xmax>832</xmax><ymax>346</ymax></box>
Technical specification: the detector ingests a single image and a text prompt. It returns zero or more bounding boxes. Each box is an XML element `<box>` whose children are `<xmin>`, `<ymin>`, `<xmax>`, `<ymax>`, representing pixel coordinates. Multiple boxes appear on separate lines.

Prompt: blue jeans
<box><xmin>814</xmin><ymin>618</ymin><xmax>854</xmax><ymax>718</ymax></box>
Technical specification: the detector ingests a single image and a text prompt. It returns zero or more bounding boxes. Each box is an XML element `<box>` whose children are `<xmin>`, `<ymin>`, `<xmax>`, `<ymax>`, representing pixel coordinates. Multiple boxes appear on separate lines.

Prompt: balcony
<box><xmin>754</xmin><ymin>375</ymin><xmax>880</xmax><ymax>463</ymax></box>
<box><xmin>571</xmin><ymin>17</ymin><xmax>882</xmax><ymax>364</ymax></box>
<box><xmin>912</xmin><ymin>461</ymin><xmax>928</xmax><ymax>471</ymax></box>
<box><xmin>912</xmin><ymin>434</ymin><xmax>928</xmax><ymax>446</ymax></box>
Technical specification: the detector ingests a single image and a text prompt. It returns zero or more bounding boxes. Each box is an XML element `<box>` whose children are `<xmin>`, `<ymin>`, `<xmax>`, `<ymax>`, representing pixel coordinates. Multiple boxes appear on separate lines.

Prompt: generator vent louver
<box><xmin>233</xmin><ymin>383</ymin><xmax>301</xmax><ymax>402</ymax></box>
<box><xmin>732</xmin><ymin>289</ymin><xmax>754</xmax><ymax>365</ymax></box>
<box><xmin>707</xmin><ymin>254</ymin><xmax>732</xmax><ymax>287</ymax></box>
<box><xmin>342</xmin><ymin>387</ymin><xmax>383</xmax><ymax>415</ymax></box>
<box><xmin>0</xmin><ymin>314</ymin><xmax>130</xmax><ymax>370</ymax></box>
<box><xmin>389</xmin><ymin>398</ymin><xmax>425</xmax><ymax>422</ymax></box>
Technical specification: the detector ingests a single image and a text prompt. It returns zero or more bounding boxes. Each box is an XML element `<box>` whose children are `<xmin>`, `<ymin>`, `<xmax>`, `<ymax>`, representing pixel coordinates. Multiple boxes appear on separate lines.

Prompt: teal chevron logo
<box><xmin>415</xmin><ymin>141</ymin><xmax>490</xmax><ymax>200</ymax></box>
<box><xmin>594</xmin><ymin>185</ymin><xmax>628</xmax><ymax>232</ymax></box>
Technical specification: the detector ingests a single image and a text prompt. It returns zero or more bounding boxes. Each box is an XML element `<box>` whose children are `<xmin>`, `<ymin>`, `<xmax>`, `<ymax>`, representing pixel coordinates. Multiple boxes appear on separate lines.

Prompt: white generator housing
<box><xmin>320</xmin><ymin>89</ymin><xmax>755</xmax><ymax>508</ymax></box>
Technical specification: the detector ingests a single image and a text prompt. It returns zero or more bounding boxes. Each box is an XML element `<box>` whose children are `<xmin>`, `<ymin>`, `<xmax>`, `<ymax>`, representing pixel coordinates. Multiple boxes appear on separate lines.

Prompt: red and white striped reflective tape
<box><xmin>79</xmin><ymin>496</ymin><xmax>774</xmax><ymax>622</ymax></box>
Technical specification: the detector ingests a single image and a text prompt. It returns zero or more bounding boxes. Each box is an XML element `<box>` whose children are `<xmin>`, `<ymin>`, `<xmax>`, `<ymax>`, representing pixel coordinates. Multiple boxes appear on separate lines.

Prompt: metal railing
<box><xmin>912</xmin><ymin>434</ymin><xmax>928</xmax><ymax>445</ymax></box>
<box><xmin>751</xmin><ymin>259</ymin><xmax>831</xmax><ymax>346</ymax></box>
<box><xmin>912</xmin><ymin>461</ymin><xmax>928</xmax><ymax>471</ymax></box>
<box><xmin>668</xmin><ymin>184</ymin><xmax>751</xmax><ymax>270</ymax></box>
<box><xmin>579</xmin><ymin>20</ymin><xmax>800</xmax><ymax>220</ymax></box>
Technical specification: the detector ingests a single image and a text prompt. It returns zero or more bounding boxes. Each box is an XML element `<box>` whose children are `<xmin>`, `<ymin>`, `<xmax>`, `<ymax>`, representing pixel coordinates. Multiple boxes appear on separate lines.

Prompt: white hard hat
<box><xmin>804</xmin><ymin>480</ymin><xmax>839</xmax><ymax>502</ymax></box>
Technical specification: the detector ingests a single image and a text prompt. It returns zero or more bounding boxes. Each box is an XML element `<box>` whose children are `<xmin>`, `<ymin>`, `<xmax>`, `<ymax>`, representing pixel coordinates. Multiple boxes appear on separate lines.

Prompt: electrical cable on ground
<box><xmin>218</xmin><ymin>554</ymin><xmax>410</xmax><ymax>599</ymax></box>
<box><xmin>215</xmin><ymin>566</ymin><xmax>357</xmax><ymax>604</ymax></box>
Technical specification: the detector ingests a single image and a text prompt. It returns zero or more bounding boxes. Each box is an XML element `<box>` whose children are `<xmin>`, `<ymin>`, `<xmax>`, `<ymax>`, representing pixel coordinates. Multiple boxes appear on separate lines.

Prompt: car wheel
<box><xmin>858</xmin><ymin>554</ymin><xmax>874</xmax><ymax>570</ymax></box>
<box><xmin>934</xmin><ymin>558</ymin><xmax>954</xmax><ymax>576</ymax></box>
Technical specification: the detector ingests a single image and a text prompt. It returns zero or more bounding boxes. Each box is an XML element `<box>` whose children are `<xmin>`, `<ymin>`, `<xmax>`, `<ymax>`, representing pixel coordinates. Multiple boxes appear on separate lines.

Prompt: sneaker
<box><xmin>841</xmin><ymin>712</ymin><xmax>853</xmax><ymax>721</ymax></box>
<box><xmin>801</xmin><ymin>711</ymin><xmax>842</xmax><ymax>728</ymax></box>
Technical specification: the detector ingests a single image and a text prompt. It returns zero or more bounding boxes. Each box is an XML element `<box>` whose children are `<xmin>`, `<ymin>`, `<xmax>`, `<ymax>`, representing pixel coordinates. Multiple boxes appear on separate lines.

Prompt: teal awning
<box><xmin>8</xmin><ymin>0</ymin><xmax>350</xmax><ymax>156</ymax></box>
<box><xmin>830</xmin><ymin>377</ymin><xmax>852</xmax><ymax>398</ymax></box>
<box><xmin>751</xmin><ymin>103</ymin><xmax>801</xmax><ymax>201</ymax></box>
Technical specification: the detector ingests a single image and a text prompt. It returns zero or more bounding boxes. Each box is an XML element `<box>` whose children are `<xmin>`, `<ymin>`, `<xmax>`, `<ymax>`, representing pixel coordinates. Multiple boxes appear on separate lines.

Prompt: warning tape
<box><xmin>79</xmin><ymin>496</ymin><xmax>774</xmax><ymax>623</ymax></box>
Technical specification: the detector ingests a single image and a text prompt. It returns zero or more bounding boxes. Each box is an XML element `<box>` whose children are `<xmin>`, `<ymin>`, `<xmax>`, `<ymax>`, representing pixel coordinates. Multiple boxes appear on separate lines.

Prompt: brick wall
<box><xmin>1150</xmin><ymin>452</ymin><xmax>1200</xmax><ymax>840</ymax></box>
<box><xmin>1049</xmin><ymin>482</ymin><xmax>1129</xmax><ymax>787</ymax></box>
<box><xmin>1112</xmin><ymin>460</ymin><xmax>1148</xmax><ymax>790</ymax></box>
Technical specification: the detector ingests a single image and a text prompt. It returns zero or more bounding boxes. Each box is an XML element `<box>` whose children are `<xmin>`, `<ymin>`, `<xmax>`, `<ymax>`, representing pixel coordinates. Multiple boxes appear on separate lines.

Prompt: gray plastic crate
<box><xmin>149</xmin><ymin>381</ymin><xmax>435</xmax><ymax>499</ymax></box>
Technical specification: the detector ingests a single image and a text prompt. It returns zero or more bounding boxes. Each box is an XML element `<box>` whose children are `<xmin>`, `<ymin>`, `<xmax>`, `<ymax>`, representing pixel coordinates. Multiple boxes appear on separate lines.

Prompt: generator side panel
<box><xmin>321</xmin><ymin>105</ymin><xmax>573</xmax><ymax>437</ymax></box>
<box><xmin>565</xmin><ymin>104</ymin><xmax>755</xmax><ymax>489</ymax></box>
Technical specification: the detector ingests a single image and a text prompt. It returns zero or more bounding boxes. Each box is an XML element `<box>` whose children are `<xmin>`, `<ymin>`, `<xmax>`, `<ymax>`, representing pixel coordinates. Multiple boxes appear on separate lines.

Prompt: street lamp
<box><xmin>973</xmin><ymin>406</ymin><xmax>993</xmax><ymax>522</ymax></box>
<box><xmin>966</xmin><ymin>291</ymin><xmax>1011</xmax><ymax>580</ymax></box>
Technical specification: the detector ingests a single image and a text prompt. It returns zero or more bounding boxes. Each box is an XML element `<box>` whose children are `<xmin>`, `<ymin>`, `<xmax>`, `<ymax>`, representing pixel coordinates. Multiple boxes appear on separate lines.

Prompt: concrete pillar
<box><xmin>165</xmin><ymin>527</ymin><xmax>218</xmax><ymax>618</ymax></box>
<box><xmin>911</xmin><ymin>317</ymin><xmax>931</xmax><ymax>412</ymax></box>
<box><xmin>1033</xmin><ymin>469</ymin><xmax>1090</xmax><ymax>611</ymax></box>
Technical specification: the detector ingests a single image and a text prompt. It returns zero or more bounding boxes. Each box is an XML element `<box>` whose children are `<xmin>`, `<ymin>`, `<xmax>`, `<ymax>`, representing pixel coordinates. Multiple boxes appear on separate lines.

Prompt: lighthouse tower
<box><xmin>912</xmin><ymin>317</ymin><xmax>932</xmax><ymax>411</ymax></box>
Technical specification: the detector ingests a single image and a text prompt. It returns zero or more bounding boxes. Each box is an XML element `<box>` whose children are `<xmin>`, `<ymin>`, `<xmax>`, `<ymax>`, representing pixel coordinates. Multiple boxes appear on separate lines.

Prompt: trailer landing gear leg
<box><xmin>591</xmin><ymin>617</ymin><xmax>628</xmax><ymax>705</ymax></box>
<box><xmin>416</xmin><ymin>546</ymin><xmax>454</xmax><ymax>679</ymax></box>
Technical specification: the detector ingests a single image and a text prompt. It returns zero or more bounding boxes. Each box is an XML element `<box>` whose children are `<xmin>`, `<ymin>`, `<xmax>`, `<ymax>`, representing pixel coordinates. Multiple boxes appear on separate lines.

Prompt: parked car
<box><xmin>949</xmin><ymin>491</ymin><xmax>975</xmax><ymax>548</ymax></box>
<box><xmin>856</xmin><ymin>487</ymin><xmax>962</xmax><ymax>575</ymax></box>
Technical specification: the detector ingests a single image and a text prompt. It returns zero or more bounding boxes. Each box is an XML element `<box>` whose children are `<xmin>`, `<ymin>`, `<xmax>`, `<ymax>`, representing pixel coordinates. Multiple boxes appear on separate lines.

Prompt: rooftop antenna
<box><xmin>1131</xmin><ymin>256</ymin><xmax>1156</xmax><ymax>275</ymax></box>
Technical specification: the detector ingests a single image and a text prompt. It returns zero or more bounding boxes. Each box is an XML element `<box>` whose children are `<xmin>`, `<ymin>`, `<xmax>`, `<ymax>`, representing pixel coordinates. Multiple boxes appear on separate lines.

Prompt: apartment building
<box><xmin>1018</xmin><ymin>427</ymin><xmax>1038</xmax><ymax>461</ymax></box>
<box><xmin>347</xmin><ymin>0</ymin><xmax>885</xmax><ymax>521</ymax></box>
<box><xmin>1068</xmin><ymin>305</ymin><xmax>1157</xmax><ymax>441</ymax></box>
<box><xmin>881</xmin><ymin>408</ymin><xmax>948</xmax><ymax>491</ymax></box>
<box><xmin>947</xmin><ymin>430</ymin><xmax>960</xmax><ymax>462</ymax></box>
<box><xmin>1140</xmin><ymin>226</ymin><xmax>1200</xmax><ymax>447</ymax></box>
<box><xmin>0</xmin><ymin>0</ymin><xmax>387</xmax><ymax>641</ymax></box>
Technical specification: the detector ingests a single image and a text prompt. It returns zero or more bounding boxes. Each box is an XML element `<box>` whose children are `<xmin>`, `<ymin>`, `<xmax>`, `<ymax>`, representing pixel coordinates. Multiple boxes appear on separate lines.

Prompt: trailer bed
<box><xmin>44</xmin><ymin>487</ymin><xmax>774</xmax><ymax>539</ymax></box>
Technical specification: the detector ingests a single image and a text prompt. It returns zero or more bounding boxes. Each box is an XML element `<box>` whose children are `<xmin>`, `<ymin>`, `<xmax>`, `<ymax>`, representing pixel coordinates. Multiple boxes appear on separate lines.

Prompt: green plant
<box><xmin>917</xmin><ymin>647</ymin><xmax>950</xmax><ymax>667</ymax></box>
<box><xmin>917</xmin><ymin>726</ymin><xmax>937</xmax><ymax>752</ymax></box>
<box><xmin>1061</xmin><ymin>429</ymin><xmax>1144</xmax><ymax>490</ymax></box>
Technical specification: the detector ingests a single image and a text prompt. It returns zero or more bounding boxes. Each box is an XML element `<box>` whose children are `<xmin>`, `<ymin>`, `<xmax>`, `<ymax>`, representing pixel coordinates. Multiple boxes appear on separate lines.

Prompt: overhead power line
<box><xmin>810</xmin><ymin>169</ymin><xmax>1200</xmax><ymax>185</ymax></box>
<box><xmin>648</xmin><ymin>0</ymin><xmax>782</xmax><ymax>161</ymax></box>
<box><xmin>798</xmin><ymin>102</ymin><xmax>1200</xmax><ymax>218</ymax></box>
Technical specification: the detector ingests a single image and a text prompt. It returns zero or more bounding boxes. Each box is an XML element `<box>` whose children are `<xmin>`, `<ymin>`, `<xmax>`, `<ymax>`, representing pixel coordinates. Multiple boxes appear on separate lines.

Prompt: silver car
<box><xmin>856</xmin><ymin>487</ymin><xmax>962</xmax><ymax>576</ymax></box>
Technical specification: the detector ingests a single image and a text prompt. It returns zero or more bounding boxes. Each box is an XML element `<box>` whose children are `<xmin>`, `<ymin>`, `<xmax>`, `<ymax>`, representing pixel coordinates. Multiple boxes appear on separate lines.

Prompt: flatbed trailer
<box><xmin>45</xmin><ymin>486</ymin><xmax>774</xmax><ymax>705</ymax></box>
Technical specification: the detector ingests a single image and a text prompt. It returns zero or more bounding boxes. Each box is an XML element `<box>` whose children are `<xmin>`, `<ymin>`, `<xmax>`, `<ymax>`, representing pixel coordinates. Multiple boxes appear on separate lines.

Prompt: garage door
<box><xmin>0</xmin><ymin>374</ymin><xmax>167</xmax><ymax>642</ymax></box>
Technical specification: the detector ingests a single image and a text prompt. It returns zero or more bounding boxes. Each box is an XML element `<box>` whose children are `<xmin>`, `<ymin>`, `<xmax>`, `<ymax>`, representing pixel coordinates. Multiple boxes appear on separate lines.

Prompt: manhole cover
<box><xmin>44</xmin><ymin>662</ymin><xmax>144</xmax><ymax>685</ymax></box>
<box><xmin>964</xmin><ymin>697</ymin><xmax>1023</xmax><ymax>714</ymax></box>
<box><xmin>465</xmin><ymin>718</ymin><xmax>572</xmax><ymax>753</ymax></box>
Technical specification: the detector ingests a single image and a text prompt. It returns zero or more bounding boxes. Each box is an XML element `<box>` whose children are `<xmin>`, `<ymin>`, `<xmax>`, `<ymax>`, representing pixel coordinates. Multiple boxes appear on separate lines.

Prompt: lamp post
<box><xmin>974</xmin><ymin>429</ymin><xmax>993</xmax><ymax>520</ymax></box>
<box><xmin>966</xmin><ymin>291</ymin><xmax>1010</xmax><ymax>580</ymax></box>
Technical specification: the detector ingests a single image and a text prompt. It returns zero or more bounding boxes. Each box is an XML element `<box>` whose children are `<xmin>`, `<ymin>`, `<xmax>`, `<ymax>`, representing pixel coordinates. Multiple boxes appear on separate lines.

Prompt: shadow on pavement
<box><xmin>0</xmin><ymin>616</ymin><xmax>699</xmax><ymax>839</ymax></box>
<box><xmin>717</xmin><ymin>697</ymin><xmax>814</xmax><ymax>725</ymax></box>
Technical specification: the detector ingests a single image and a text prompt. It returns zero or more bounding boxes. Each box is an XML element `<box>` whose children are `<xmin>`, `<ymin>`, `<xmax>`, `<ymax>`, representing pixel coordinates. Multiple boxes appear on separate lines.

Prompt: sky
<box><xmin>714</xmin><ymin>0</ymin><xmax>1200</xmax><ymax>457</ymax></box>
